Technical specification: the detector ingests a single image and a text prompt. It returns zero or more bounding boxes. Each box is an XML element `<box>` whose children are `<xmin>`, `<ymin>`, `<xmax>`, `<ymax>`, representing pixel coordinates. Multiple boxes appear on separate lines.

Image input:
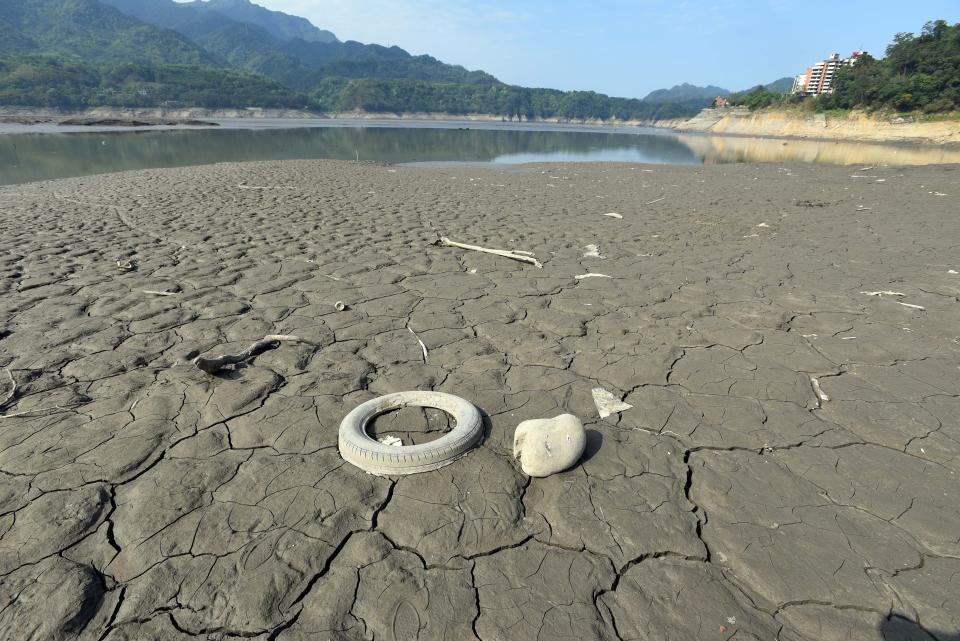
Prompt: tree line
<box><xmin>0</xmin><ymin>55</ymin><xmax>708</xmax><ymax>120</ymax></box>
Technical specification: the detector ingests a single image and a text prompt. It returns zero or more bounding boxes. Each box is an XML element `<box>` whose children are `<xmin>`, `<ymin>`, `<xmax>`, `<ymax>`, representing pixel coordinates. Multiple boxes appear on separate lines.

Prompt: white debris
<box><xmin>582</xmin><ymin>244</ymin><xmax>605</xmax><ymax>258</ymax></box>
<box><xmin>379</xmin><ymin>436</ymin><xmax>403</xmax><ymax>447</ymax></box>
<box><xmin>948</xmin><ymin>270</ymin><xmax>957</xmax><ymax>274</ymax></box>
<box><xmin>898</xmin><ymin>302</ymin><xmax>926</xmax><ymax>310</ymax></box>
<box><xmin>575</xmin><ymin>273</ymin><xmax>612</xmax><ymax>280</ymax></box>
<box><xmin>592</xmin><ymin>387</ymin><xmax>632</xmax><ymax>419</ymax></box>
<box><xmin>604</xmin><ymin>212</ymin><xmax>623</xmax><ymax>219</ymax></box>
<box><xmin>811</xmin><ymin>377</ymin><xmax>830</xmax><ymax>403</ymax></box>
<box><xmin>861</xmin><ymin>291</ymin><xmax>905</xmax><ymax>297</ymax></box>
<box><xmin>756</xmin><ymin>222</ymin><xmax>770</xmax><ymax>228</ymax></box>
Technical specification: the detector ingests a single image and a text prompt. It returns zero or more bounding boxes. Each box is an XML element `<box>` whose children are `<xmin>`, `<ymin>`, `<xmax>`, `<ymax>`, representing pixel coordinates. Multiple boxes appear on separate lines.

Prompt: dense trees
<box><xmin>311</xmin><ymin>79</ymin><xmax>706</xmax><ymax>121</ymax></box>
<box><xmin>0</xmin><ymin>56</ymin><xmax>310</xmax><ymax>109</ymax></box>
<box><xmin>821</xmin><ymin>20</ymin><xmax>960</xmax><ymax>112</ymax></box>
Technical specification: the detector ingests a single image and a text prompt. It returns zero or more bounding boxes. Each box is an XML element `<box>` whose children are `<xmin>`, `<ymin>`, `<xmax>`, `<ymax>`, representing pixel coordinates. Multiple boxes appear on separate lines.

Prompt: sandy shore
<box><xmin>668</xmin><ymin>107</ymin><xmax>960</xmax><ymax>147</ymax></box>
<box><xmin>0</xmin><ymin>160</ymin><xmax>958</xmax><ymax>640</ymax></box>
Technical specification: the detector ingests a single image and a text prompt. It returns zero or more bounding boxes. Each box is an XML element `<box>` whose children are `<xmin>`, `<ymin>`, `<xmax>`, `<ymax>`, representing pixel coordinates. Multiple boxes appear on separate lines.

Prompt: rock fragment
<box><xmin>591</xmin><ymin>386</ymin><xmax>632</xmax><ymax>418</ymax></box>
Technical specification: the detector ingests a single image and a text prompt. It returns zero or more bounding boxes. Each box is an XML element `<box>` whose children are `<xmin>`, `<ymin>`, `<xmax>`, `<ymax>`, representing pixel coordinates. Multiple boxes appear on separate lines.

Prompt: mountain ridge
<box><xmin>181</xmin><ymin>0</ymin><xmax>338</xmax><ymax>43</ymax></box>
<box><xmin>1</xmin><ymin>0</ymin><xmax>714</xmax><ymax>121</ymax></box>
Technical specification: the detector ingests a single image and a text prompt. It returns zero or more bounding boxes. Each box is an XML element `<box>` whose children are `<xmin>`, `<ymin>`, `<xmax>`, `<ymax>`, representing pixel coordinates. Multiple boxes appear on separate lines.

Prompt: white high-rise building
<box><xmin>792</xmin><ymin>52</ymin><xmax>866</xmax><ymax>95</ymax></box>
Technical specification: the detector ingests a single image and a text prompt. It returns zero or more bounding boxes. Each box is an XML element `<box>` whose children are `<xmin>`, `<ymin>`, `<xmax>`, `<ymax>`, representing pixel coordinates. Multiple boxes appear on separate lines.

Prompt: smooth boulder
<box><xmin>513</xmin><ymin>414</ymin><xmax>586</xmax><ymax>477</ymax></box>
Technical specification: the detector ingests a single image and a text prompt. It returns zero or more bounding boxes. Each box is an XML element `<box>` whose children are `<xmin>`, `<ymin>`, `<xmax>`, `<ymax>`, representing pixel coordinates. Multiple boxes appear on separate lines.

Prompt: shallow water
<box><xmin>0</xmin><ymin>119</ymin><xmax>956</xmax><ymax>185</ymax></box>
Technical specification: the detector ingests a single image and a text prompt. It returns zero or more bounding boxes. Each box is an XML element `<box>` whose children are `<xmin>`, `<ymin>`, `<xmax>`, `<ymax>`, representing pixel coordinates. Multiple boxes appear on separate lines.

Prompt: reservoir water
<box><xmin>1</xmin><ymin>118</ymin><xmax>957</xmax><ymax>186</ymax></box>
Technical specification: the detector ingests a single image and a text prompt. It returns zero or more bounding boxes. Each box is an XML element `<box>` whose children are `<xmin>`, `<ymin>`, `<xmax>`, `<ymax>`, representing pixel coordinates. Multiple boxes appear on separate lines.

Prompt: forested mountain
<box><xmin>100</xmin><ymin>0</ymin><xmax>497</xmax><ymax>89</ymax></box>
<box><xmin>643</xmin><ymin>83</ymin><xmax>729</xmax><ymax>103</ymax></box>
<box><xmin>182</xmin><ymin>0</ymin><xmax>337</xmax><ymax>43</ymax></box>
<box><xmin>760</xmin><ymin>77</ymin><xmax>794</xmax><ymax>93</ymax></box>
<box><xmin>0</xmin><ymin>0</ymin><xmax>215</xmax><ymax>66</ymax></box>
<box><xmin>0</xmin><ymin>0</ymin><xmax>712</xmax><ymax>119</ymax></box>
<box><xmin>0</xmin><ymin>56</ymin><xmax>309</xmax><ymax>109</ymax></box>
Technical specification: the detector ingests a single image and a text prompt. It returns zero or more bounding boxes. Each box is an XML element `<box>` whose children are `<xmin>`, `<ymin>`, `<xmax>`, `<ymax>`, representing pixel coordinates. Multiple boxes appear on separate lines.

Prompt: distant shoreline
<box><xmin>1</xmin><ymin>105</ymin><xmax>957</xmax><ymax>147</ymax></box>
<box><xmin>0</xmin><ymin>106</ymin><xmax>666</xmax><ymax>130</ymax></box>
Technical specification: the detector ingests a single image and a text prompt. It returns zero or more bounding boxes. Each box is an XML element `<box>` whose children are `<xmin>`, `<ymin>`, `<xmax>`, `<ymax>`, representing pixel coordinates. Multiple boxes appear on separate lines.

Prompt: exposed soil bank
<box><xmin>666</xmin><ymin>106</ymin><xmax>960</xmax><ymax>146</ymax></box>
<box><xmin>0</xmin><ymin>105</ymin><xmax>662</xmax><ymax>128</ymax></box>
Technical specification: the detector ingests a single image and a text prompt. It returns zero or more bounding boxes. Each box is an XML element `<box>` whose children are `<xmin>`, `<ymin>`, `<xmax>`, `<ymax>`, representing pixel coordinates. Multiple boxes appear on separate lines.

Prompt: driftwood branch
<box><xmin>193</xmin><ymin>335</ymin><xmax>315</xmax><ymax>374</ymax></box>
<box><xmin>407</xmin><ymin>326</ymin><xmax>429</xmax><ymax>363</ymax></box>
<box><xmin>0</xmin><ymin>367</ymin><xmax>16</xmax><ymax>410</ymax></box>
<box><xmin>438</xmin><ymin>236</ymin><xmax>543</xmax><ymax>268</ymax></box>
<box><xmin>0</xmin><ymin>404</ymin><xmax>82</xmax><ymax>419</ymax></box>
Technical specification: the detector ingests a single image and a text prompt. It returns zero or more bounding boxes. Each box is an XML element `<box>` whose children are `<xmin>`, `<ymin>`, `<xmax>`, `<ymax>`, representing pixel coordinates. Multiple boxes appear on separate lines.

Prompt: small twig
<box><xmin>645</xmin><ymin>197</ymin><xmax>665</xmax><ymax>205</ymax></box>
<box><xmin>575</xmin><ymin>273</ymin><xmax>612</xmax><ymax>280</ymax></box>
<box><xmin>861</xmin><ymin>291</ymin><xmax>905</xmax><ymax>297</ymax></box>
<box><xmin>810</xmin><ymin>377</ymin><xmax>830</xmax><ymax>404</ymax></box>
<box><xmin>142</xmin><ymin>290</ymin><xmax>179</xmax><ymax>297</ymax></box>
<box><xmin>407</xmin><ymin>326</ymin><xmax>429</xmax><ymax>363</ymax></box>
<box><xmin>438</xmin><ymin>236</ymin><xmax>543</xmax><ymax>268</ymax></box>
<box><xmin>898</xmin><ymin>302</ymin><xmax>926</xmax><ymax>311</ymax></box>
<box><xmin>237</xmin><ymin>183</ymin><xmax>280</xmax><ymax>190</ymax></box>
<box><xmin>193</xmin><ymin>334</ymin><xmax>316</xmax><ymax>374</ymax></box>
<box><xmin>0</xmin><ymin>367</ymin><xmax>16</xmax><ymax>410</ymax></box>
<box><xmin>0</xmin><ymin>404</ymin><xmax>81</xmax><ymax>419</ymax></box>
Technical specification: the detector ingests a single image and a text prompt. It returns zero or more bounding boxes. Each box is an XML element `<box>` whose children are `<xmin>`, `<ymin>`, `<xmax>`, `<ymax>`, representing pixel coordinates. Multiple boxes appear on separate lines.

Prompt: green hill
<box><xmin>0</xmin><ymin>55</ymin><xmax>309</xmax><ymax>109</ymax></box>
<box><xmin>761</xmin><ymin>77</ymin><xmax>794</xmax><ymax>94</ymax></box>
<box><xmin>101</xmin><ymin>0</ymin><xmax>501</xmax><ymax>89</ymax></box>
<box><xmin>183</xmin><ymin>0</ymin><xmax>337</xmax><ymax>43</ymax></box>
<box><xmin>643</xmin><ymin>83</ymin><xmax>729</xmax><ymax>103</ymax></box>
<box><xmin>0</xmin><ymin>0</ymin><xmax>215</xmax><ymax>66</ymax></box>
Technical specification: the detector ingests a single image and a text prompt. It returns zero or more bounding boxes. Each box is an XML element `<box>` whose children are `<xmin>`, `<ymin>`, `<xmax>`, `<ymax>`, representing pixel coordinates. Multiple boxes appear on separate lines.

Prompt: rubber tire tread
<box><xmin>338</xmin><ymin>391</ymin><xmax>482</xmax><ymax>476</ymax></box>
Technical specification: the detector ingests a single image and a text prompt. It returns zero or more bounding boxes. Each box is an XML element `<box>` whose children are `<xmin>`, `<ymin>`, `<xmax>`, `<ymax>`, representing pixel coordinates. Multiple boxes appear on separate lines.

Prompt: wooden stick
<box><xmin>0</xmin><ymin>367</ymin><xmax>16</xmax><ymax>410</ymax></box>
<box><xmin>0</xmin><ymin>404</ymin><xmax>81</xmax><ymax>419</ymax></box>
<box><xmin>408</xmin><ymin>326</ymin><xmax>429</xmax><ymax>363</ymax></box>
<box><xmin>438</xmin><ymin>237</ymin><xmax>543</xmax><ymax>268</ymax></box>
<box><xmin>193</xmin><ymin>335</ymin><xmax>315</xmax><ymax>374</ymax></box>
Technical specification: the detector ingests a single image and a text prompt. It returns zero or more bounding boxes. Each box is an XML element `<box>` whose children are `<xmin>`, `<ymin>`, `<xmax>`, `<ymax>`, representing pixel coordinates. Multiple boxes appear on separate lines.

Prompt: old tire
<box><xmin>338</xmin><ymin>391</ymin><xmax>483</xmax><ymax>476</ymax></box>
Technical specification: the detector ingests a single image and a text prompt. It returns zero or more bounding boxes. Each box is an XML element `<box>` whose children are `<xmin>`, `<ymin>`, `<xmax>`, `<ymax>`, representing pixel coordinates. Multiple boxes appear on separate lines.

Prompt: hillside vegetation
<box><xmin>0</xmin><ymin>56</ymin><xmax>308</xmax><ymax>109</ymax></box>
<box><xmin>728</xmin><ymin>20</ymin><xmax>959</xmax><ymax>114</ymax></box>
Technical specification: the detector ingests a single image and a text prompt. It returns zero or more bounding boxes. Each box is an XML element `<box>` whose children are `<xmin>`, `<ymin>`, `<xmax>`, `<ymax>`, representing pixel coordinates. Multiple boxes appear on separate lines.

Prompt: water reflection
<box><xmin>0</xmin><ymin>123</ymin><xmax>955</xmax><ymax>186</ymax></box>
<box><xmin>681</xmin><ymin>134</ymin><xmax>960</xmax><ymax>166</ymax></box>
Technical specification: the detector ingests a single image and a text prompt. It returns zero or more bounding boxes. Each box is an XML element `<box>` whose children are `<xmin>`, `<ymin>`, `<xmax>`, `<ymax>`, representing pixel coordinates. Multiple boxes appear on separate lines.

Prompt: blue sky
<box><xmin>254</xmin><ymin>0</ymin><xmax>959</xmax><ymax>98</ymax></box>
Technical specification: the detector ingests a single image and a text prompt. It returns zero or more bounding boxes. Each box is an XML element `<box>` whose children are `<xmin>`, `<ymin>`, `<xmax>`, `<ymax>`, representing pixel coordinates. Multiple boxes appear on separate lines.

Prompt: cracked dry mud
<box><xmin>0</xmin><ymin>159</ymin><xmax>958</xmax><ymax>641</ymax></box>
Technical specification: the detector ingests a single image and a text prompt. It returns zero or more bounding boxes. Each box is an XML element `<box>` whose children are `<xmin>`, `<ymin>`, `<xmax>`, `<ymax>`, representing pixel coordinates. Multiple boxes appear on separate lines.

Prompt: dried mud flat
<box><xmin>0</xmin><ymin>159</ymin><xmax>958</xmax><ymax>641</ymax></box>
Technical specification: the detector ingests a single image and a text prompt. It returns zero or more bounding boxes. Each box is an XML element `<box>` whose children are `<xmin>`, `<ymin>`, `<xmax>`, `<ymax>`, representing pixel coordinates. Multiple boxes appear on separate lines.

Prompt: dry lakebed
<box><xmin>0</xmin><ymin>159</ymin><xmax>958</xmax><ymax>640</ymax></box>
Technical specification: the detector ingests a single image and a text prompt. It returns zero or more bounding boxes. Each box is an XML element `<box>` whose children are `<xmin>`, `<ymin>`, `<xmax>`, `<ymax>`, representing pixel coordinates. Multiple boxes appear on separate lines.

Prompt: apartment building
<box><xmin>792</xmin><ymin>51</ymin><xmax>866</xmax><ymax>95</ymax></box>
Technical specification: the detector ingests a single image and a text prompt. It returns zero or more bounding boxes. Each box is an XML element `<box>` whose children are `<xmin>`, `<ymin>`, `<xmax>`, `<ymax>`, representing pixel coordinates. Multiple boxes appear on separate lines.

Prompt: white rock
<box><xmin>512</xmin><ymin>414</ymin><xmax>586</xmax><ymax>477</ymax></box>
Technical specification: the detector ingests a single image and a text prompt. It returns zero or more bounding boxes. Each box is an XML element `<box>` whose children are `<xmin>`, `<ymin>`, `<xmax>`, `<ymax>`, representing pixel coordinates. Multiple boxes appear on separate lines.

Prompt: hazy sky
<box><xmin>244</xmin><ymin>0</ymin><xmax>959</xmax><ymax>98</ymax></box>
